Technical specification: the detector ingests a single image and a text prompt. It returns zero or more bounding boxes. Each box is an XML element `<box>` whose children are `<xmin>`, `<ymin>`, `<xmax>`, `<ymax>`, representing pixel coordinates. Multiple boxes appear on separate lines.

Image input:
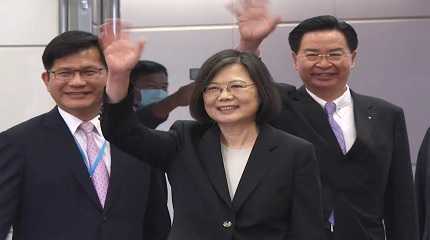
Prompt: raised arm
<box><xmin>99</xmin><ymin>21</ymin><xmax>178</xmax><ymax>170</ymax></box>
<box><xmin>228</xmin><ymin>0</ymin><xmax>281</xmax><ymax>53</ymax></box>
<box><xmin>99</xmin><ymin>20</ymin><xmax>145</xmax><ymax>103</ymax></box>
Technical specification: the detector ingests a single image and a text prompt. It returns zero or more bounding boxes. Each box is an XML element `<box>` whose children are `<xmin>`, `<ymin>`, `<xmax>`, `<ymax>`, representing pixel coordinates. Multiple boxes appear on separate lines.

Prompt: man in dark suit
<box><xmin>0</xmin><ymin>31</ymin><xmax>170</xmax><ymax>240</ymax></box>
<box><xmin>416</xmin><ymin>127</ymin><xmax>430</xmax><ymax>240</ymax></box>
<box><xmin>231</xmin><ymin>2</ymin><xmax>418</xmax><ymax>239</ymax></box>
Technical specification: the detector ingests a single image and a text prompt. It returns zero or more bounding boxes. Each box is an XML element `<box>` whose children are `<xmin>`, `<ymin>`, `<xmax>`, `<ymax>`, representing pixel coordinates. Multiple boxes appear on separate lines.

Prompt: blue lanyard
<box><xmin>76</xmin><ymin>140</ymin><xmax>107</xmax><ymax>177</ymax></box>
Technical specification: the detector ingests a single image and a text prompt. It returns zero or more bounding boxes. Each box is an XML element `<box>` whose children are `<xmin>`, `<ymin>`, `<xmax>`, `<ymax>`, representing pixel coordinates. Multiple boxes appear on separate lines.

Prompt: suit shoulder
<box><xmin>1</xmin><ymin>113</ymin><xmax>48</xmax><ymax>139</ymax></box>
<box><xmin>170</xmin><ymin>120</ymin><xmax>213</xmax><ymax>135</ymax></box>
<box><xmin>420</xmin><ymin>127</ymin><xmax>430</xmax><ymax>147</ymax></box>
<box><xmin>170</xmin><ymin>120</ymin><xmax>208</xmax><ymax>128</ymax></box>
<box><xmin>353</xmin><ymin>92</ymin><xmax>403</xmax><ymax>113</ymax></box>
<box><xmin>267</xmin><ymin>126</ymin><xmax>316</xmax><ymax>168</ymax></box>
<box><xmin>276</xmin><ymin>82</ymin><xmax>297</xmax><ymax>95</ymax></box>
<box><xmin>268</xmin><ymin>125</ymin><xmax>313</xmax><ymax>149</ymax></box>
<box><xmin>425</xmin><ymin>127</ymin><xmax>430</xmax><ymax>138</ymax></box>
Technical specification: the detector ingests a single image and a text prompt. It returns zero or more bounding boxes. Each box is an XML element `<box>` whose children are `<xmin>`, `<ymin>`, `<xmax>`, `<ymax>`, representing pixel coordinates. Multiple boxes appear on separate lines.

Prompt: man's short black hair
<box><xmin>42</xmin><ymin>30</ymin><xmax>106</xmax><ymax>70</ymax></box>
<box><xmin>189</xmin><ymin>49</ymin><xmax>281</xmax><ymax>125</ymax></box>
<box><xmin>288</xmin><ymin>15</ymin><xmax>358</xmax><ymax>53</ymax></box>
<box><xmin>130</xmin><ymin>60</ymin><xmax>168</xmax><ymax>84</ymax></box>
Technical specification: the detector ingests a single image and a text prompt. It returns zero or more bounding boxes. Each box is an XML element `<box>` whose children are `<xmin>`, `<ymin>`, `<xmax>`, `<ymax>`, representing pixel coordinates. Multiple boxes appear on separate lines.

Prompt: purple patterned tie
<box><xmin>80</xmin><ymin>122</ymin><xmax>109</xmax><ymax>207</ymax></box>
<box><xmin>324</xmin><ymin>102</ymin><xmax>347</xmax><ymax>154</ymax></box>
<box><xmin>324</xmin><ymin>102</ymin><xmax>347</xmax><ymax>230</ymax></box>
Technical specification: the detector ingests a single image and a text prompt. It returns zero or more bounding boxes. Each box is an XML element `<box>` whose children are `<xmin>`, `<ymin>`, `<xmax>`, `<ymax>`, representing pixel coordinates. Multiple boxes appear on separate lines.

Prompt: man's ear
<box><xmin>350</xmin><ymin>50</ymin><xmax>357</xmax><ymax>69</ymax></box>
<box><xmin>41</xmin><ymin>72</ymin><xmax>50</xmax><ymax>88</ymax></box>
<box><xmin>292</xmin><ymin>52</ymin><xmax>299</xmax><ymax>71</ymax></box>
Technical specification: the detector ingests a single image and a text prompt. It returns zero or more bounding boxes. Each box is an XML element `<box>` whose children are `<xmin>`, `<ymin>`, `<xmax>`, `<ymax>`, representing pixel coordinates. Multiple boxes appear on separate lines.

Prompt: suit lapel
<box><xmin>198</xmin><ymin>125</ymin><xmax>232</xmax><ymax>206</ymax></box>
<box><xmin>43</xmin><ymin>107</ymin><xmax>103</xmax><ymax>210</ymax></box>
<box><xmin>293</xmin><ymin>87</ymin><xmax>340</xmax><ymax>148</ymax></box>
<box><xmin>348</xmin><ymin>91</ymin><xmax>373</xmax><ymax>157</ymax></box>
<box><xmin>103</xmin><ymin>145</ymin><xmax>124</xmax><ymax>213</ymax></box>
<box><xmin>232</xmin><ymin>125</ymin><xmax>278</xmax><ymax>210</ymax></box>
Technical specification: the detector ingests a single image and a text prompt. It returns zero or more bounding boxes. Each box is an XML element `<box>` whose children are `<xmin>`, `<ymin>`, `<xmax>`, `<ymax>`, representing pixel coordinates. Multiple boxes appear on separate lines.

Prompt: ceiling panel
<box><xmin>121</xmin><ymin>0</ymin><xmax>335</xmax><ymax>27</ymax></box>
<box><xmin>336</xmin><ymin>0</ymin><xmax>430</xmax><ymax>19</ymax></box>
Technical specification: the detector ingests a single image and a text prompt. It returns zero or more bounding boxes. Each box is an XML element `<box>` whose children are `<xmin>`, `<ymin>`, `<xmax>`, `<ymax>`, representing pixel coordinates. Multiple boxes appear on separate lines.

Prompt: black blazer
<box><xmin>136</xmin><ymin>105</ymin><xmax>168</xmax><ymax>129</ymax></box>
<box><xmin>101</xmin><ymin>96</ymin><xmax>325</xmax><ymax>240</ymax></box>
<box><xmin>416</xmin><ymin>127</ymin><xmax>430</xmax><ymax>240</ymax></box>
<box><xmin>0</xmin><ymin>108</ymin><xmax>170</xmax><ymax>240</ymax></box>
<box><xmin>271</xmin><ymin>84</ymin><xmax>418</xmax><ymax>240</ymax></box>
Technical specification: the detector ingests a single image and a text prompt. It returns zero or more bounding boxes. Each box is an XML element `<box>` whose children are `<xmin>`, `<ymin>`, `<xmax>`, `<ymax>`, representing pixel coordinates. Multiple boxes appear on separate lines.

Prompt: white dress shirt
<box><xmin>306</xmin><ymin>86</ymin><xmax>357</xmax><ymax>152</ymax></box>
<box><xmin>58</xmin><ymin>107</ymin><xmax>111</xmax><ymax>175</ymax></box>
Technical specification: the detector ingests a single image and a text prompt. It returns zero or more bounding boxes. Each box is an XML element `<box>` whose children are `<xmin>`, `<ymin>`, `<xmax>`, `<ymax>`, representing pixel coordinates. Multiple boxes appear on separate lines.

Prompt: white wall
<box><xmin>0</xmin><ymin>1</ymin><xmax>58</xmax><ymax>239</ymax></box>
<box><xmin>0</xmin><ymin>0</ymin><xmax>58</xmax><ymax>132</ymax></box>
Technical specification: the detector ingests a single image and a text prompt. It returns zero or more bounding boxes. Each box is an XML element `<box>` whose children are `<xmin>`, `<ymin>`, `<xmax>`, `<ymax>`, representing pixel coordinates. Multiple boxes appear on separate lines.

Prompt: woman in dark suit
<box><xmin>100</xmin><ymin>25</ymin><xmax>324</xmax><ymax>239</ymax></box>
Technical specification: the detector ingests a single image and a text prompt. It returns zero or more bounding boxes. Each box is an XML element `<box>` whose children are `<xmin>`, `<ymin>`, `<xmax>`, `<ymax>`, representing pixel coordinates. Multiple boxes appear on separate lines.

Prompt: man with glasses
<box><xmin>0</xmin><ymin>31</ymin><xmax>170</xmax><ymax>240</ymax></box>
<box><xmin>231</xmin><ymin>2</ymin><xmax>418</xmax><ymax>239</ymax></box>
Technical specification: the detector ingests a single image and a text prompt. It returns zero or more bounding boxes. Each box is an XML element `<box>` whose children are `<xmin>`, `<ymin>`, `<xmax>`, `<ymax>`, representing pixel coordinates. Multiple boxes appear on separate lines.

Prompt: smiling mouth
<box><xmin>66</xmin><ymin>92</ymin><xmax>90</xmax><ymax>97</ymax></box>
<box><xmin>311</xmin><ymin>73</ymin><xmax>338</xmax><ymax>81</ymax></box>
<box><xmin>217</xmin><ymin>106</ymin><xmax>238</xmax><ymax>112</ymax></box>
<box><xmin>312</xmin><ymin>72</ymin><xmax>336</xmax><ymax>77</ymax></box>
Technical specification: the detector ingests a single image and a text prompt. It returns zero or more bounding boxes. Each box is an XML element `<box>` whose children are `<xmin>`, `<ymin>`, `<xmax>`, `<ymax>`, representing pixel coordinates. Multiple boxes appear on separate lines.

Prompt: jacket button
<box><xmin>222</xmin><ymin>221</ymin><xmax>232</xmax><ymax>228</ymax></box>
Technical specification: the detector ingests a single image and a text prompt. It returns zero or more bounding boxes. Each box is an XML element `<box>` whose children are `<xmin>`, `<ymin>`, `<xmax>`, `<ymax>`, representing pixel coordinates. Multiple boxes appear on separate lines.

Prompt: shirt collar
<box><xmin>58</xmin><ymin>107</ymin><xmax>103</xmax><ymax>137</ymax></box>
<box><xmin>305</xmin><ymin>85</ymin><xmax>353</xmax><ymax>111</ymax></box>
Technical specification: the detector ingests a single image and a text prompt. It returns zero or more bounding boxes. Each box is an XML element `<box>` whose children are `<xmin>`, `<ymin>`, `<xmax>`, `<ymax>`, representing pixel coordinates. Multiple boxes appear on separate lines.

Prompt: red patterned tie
<box><xmin>80</xmin><ymin>122</ymin><xmax>109</xmax><ymax>207</ymax></box>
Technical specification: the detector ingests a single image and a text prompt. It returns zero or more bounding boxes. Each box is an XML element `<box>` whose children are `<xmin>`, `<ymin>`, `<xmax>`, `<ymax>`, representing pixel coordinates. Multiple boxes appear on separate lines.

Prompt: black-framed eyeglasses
<box><xmin>49</xmin><ymin>67</ymin><xmax>106</xmax><ymax>81</ymax></box>
<box><xmin>300</xmin><ymin>51</ymin><xmax>349</xmax><ymax>62</ymax></box>
<box><xmin>203</xmin><ymin>80</ymin><xmax>255</xmax><ymax>98</ymax></box>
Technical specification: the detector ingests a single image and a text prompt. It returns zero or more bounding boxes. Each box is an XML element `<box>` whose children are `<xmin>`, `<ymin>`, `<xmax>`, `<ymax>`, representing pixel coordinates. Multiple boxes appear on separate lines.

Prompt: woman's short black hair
<box><xmin>190</xmin><ymin>49</ymin><xmax>281</xmax><ymax>124</ymax></box>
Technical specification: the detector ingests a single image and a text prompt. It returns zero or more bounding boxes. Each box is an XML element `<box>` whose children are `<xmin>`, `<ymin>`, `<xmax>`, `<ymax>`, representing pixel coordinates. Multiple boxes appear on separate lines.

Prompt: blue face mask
<box><xmin>138</xmin><ymin>89</ymin><xmax>168</xmax><ymax>108</ymax></box>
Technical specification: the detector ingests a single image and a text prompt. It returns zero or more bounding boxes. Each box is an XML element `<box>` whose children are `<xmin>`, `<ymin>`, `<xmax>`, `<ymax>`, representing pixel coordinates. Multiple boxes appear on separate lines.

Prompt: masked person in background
<box><xmin>131</xmin><ymin>60</ymin><xmax>194</xmax><ymax>129</ymax></box>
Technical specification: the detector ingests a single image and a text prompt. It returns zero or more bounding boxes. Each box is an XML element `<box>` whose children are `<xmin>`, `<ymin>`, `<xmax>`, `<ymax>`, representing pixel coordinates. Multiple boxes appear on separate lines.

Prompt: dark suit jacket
<box><xmin>136</xmin><ymin>104</ymin><xmax>168</xmax><ymax>129</ymax></box>
<box><xmin>271</xmin><ymin>84</ymin><xmax>418</xmax><ymax>240</ymax></box>
<box><xmin>416</xmin><ymin>127</ymin><xmax>430</xmax><ymax>240</ymax></box>
<box><xmin>0</xmin><ymin>108</ymin><xmax>170</xmax><ymax>240</ymax></box>
<box><xmin>101</xmin><ymin>95</ymin><xmax>325</xmax><ymax>240</ymax></box>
